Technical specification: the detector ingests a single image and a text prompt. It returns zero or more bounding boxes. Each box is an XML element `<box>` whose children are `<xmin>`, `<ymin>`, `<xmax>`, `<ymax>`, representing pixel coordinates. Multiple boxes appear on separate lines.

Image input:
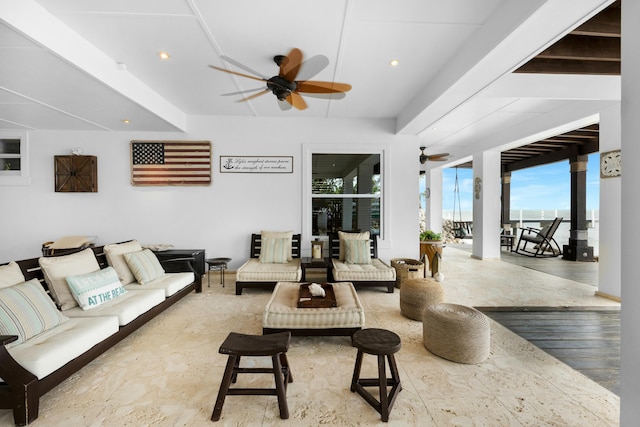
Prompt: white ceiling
<box><xmin>0</xmin><ymin>0</ymin><xmax>619</xmax><ymax>162</ymax></box>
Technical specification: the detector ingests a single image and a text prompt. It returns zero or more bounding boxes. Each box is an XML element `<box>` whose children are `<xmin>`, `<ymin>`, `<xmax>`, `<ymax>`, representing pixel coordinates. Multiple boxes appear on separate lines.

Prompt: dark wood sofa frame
<box><xmin>0</xmin><ymin>244</ymin><xmax>202</xmax><ymax>426</ymax></box>
<box><xmin>327</xmin><ymin>233</ymin><xmax>395</xmax><ymax>293</ymax></box>
<box><xmin>235</xmin><ymin>234</ymin><xmax>302</xmax><ymax>295</ymax></box>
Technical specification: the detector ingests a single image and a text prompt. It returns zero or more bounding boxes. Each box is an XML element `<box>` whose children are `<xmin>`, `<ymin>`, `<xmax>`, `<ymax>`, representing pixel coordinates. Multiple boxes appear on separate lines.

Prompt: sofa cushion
<box><xmin>0</xmin><ymin>261</ymin><xmax>25</xmax><ymax>289</ymax></box>
<box><xmin>236</xmin><ymin>258</ymin><xmax>302</xmax><ymax>282</ymax></box>
<box><xmin>123</xmin><ymin>249</ymin><xmax>165</xmax><ymax>285</ymax></box>
<box><xmin>63</xmin><ymin>288</ymin><xmax>165</xmax><ymax>326</ymax></box>
<box><xmin>125</xmin><ymin>272</ymin><xmax>194</xmax><ymax>297</ymax></box>
<box><xmin>39</xmin><ymin>248</ymin><xmax>100</xmax><ymax>310</ymax></box>
<box><xmin>331</xmin><ymin>258</ymin><xmax>396</xmax><ymax>281</ymax></box>
<box><xmin>344</xmin><ymin>239</ymin><xmax>371</xmax><ymax>264</ymax></box>
<box><xmin>259</xmin><ymin>237</ymin><xmax>290</xmax><ymax>263</ymax></box>
<box><xmin>261</xmin><ymin>230</ymin><xmax>293</xmax><ymax>260</ymax></box>
<box><xmin>7</xmin><ymin>316</ymin><xmax>119</xmax><ymax>379</ymax></box>
<box><xmin>66</xmin><ymin>267</ymin><xmax>128</xmax><ymax>311</ymax></box>
<box><xmin>104</xmin><ymin>240</ymin><xmax>143</xmax><ymax>285</ymax></box>
<box><xmin>338</xmin><ymin>231</ymin><xmax>370</xmax><ymax>261</ymax></box>
<box><xmin>0</xmin><ymin>279</ymin><xmax>69</xmax><ymax>348</ymax></box>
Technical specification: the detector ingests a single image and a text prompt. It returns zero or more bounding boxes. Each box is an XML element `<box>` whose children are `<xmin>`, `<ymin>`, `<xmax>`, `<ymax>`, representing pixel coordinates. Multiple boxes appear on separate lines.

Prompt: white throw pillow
<box><xmin>104</xmin><ymin>240</ymin><xmax>143</xmax><ymax>285</ymax></box>
<box><xmin>338</xmin><ymin>231</ymin><xmax>370</xmax><ymax>261</ymax></box>
<box><xmin>0</xmin><ymin>261</ymin><xmax>26</xmax><ymax>289</ymax></box>
<box><xmin>123</xmin><ymin>249</ymin><xmax>165</xmax><ymax>285</ymax></box>
<box><xmin>0</xmin><ymin>279</ymin><xmax>69</xmax><ymax>347</ymax></box>
<box><xmin>39</xmin><ymin>248</ymin><xmax>100</xmax><ymax>310</ymax></box>
<box><xmin>66</xmin><ymin>267</ymin><xmax>127</xmax><ymax>310</ymax></box>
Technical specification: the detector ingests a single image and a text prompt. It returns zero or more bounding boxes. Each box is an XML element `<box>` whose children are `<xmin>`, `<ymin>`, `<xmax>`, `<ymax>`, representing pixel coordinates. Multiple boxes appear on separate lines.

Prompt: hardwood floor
<box><xmin>449</xmin><ymin>244</ymin><xmax>619</xmax><ymax>394</ymax></box>
<box><xmin>482</xmin><ymin>309</ymin><xmax>620</xmax><ymax>395</ymax></box>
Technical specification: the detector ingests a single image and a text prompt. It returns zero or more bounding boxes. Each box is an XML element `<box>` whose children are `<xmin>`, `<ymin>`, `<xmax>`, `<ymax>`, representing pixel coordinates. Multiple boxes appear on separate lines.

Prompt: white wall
<box><xmin>621</xmin><ymin>0</ymin><xmax>640</xmax><ymax>421</ymax></box>
<box><xmin>0</xmin><ymin>117</ymin><xmax>420</xmax><ymax>269</ymax></box>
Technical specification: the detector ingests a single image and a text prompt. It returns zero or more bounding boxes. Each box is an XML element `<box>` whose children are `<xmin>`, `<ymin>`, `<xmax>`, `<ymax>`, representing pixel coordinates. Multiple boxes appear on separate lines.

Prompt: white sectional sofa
<box><xmin>0</xmin><ymin>240</ymin><xmax>201</xmax><ymax>426</ymax></box>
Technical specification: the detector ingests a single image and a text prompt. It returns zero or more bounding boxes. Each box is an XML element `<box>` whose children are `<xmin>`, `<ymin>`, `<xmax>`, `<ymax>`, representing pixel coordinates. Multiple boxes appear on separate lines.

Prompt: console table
<box><xmin>153</xmin><ymin>249</ymin><xmax>205</xmax><ymax>276</ymax></box>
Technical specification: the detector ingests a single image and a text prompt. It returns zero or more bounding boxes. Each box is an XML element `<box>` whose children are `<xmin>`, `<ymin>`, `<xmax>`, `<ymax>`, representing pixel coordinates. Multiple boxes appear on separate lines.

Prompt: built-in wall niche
<box><xmin>0</xmin><ymin>133</ymin><xmax>29</xmax><ymax>186</ymax></box>
<box><xmin>0</xmin><ymin>138</ymin><xmax>20</xmax><ymax>173</ymax></box>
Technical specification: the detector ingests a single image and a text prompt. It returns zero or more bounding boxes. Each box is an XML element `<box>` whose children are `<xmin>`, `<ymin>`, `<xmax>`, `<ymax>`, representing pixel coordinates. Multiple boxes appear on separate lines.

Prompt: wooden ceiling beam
<box><xmin>515</xmin><ymin>58</ymin><xmax>620</xmax><ymax>75</ymax></box>
<box><xmin>536</xmin><ymin>35</ymin><xmax>619</xmax><ymax>61</ymax></box>
<box><xmin>571</xmin><ymin>1</ymin><xmax>621</xmax><ymax>37</ymax></box>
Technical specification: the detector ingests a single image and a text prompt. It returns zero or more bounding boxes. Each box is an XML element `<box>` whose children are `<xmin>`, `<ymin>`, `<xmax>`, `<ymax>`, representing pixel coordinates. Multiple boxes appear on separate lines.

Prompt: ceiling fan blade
<box><xmin>427</xmin><ymin>153</ymin><xmax>450</xmax><ymax>161</ymax></box>
<box><xmin>280</xmin><ymin>48</ymin><xmax>304</xmax><ymax>82</ymax></box>
<box><xmin>209</xmin><ymin>65</ymin><xmax>266</xmax><ymax>83</ymax></box>
<box><xmin>220</xmin><ymin>56</ymin><xmax>270</xmax><ymax>80</ymax></box>
<box><xmin>236</xmin><ymin>89</ymin><xmax>271</xmax><ymax>102</ymax></box>
<box><xmin>286</xmin><ymin>92</ymin><xmax>307</xmax><ymax>110</ymax></box>
<box><xmin>296</xmin><ymin>54</ymin><xmax>330</xmax><ymax>81</ymax></box>
<box><xmin>221</xmin><ymin>87</ymin><xmax>267</xmax><ymax>96</ymax></box>
<box><xmin>296</xmin><ymin>81</ymin><xmax>352</xmax><ymax>94</ymax></box>
<box><xmin>301</xmin><ymin>91</ymin><xmax>346</xmax><ymax>100</ymax></box>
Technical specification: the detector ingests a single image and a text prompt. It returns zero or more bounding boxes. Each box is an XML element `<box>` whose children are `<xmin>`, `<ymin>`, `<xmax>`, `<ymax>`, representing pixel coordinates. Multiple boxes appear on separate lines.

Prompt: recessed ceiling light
<box><xmin>158</xmin><ymin>51</ymin><xmax>170</xmax><ymax>60</ymax></box>
<box><xmin>122</xmin><ymin>119</ymin><xmax>130</xmax><ymax>124</ymax></box>
<box><xmin>389</xmin><ymin>59</ymin><xmax>399</xmax><ymax>67</ymax></box>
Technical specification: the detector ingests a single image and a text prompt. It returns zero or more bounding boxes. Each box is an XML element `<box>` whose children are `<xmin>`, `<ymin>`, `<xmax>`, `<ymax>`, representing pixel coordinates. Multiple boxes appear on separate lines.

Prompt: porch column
<box><xmin>562</xmin><ymin>155</ymin><xmax>594</xmax><ymax>261</ymax></box>
<box><xmin>425</xmin><ymin>168</ymin><xmax>443</xmax><ymax>233</ymax></box>
<box><xmin>597</xmin><ymin>105</ymin><xmax>621</xmax><ymax>300</ymax></box>
<box><xmin>501</xmin><ymin>171</ymin><xmax>511</xmax><ymax>230</ymax></box>
<box><xmin>621</xmin><ymin>1</ymin><xmax>640</xmax><ymax>420</ymax></box>
<box><xmin>472</xmin><ymin>150</ymin><xmax>501</xmax><ymax>260</ymax></box>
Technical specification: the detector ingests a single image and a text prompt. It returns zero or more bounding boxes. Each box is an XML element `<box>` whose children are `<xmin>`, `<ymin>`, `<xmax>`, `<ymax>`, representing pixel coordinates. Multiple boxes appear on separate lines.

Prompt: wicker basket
<box><xmin>391</xmin><ymin>258</ymin><xmax>424</xmax><ymax>288</ymax></box>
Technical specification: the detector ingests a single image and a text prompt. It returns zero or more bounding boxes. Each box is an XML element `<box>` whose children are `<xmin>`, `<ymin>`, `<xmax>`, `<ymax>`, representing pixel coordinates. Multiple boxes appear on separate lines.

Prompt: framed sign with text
<box><xmin>220</xmin><ymin>156</ymin><xmax>293</xmax><ymax>173</ymax></box>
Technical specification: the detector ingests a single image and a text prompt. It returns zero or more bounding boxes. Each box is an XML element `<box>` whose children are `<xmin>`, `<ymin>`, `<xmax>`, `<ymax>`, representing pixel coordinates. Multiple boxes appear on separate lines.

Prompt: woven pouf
<box><xmin>399</xmin><ymin>278</ymin><xmax>445</xmax><ymax>321</ymax></box>
<box><xmin>422</xmin><ymin>303</ymin><xmax>490</xmax><ymax>364</ymax></box>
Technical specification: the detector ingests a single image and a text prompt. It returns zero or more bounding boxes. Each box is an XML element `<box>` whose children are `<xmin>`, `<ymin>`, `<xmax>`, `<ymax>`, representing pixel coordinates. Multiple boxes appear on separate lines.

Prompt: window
<box><xmin>0</xmin><ymin>132</ymin><xmax>29</xmax><ymax>185</ymax></box>
<box><xmin>303</xmin><ymin>145</ymin><xmax>387</xmax><ymax>243</ymax></box>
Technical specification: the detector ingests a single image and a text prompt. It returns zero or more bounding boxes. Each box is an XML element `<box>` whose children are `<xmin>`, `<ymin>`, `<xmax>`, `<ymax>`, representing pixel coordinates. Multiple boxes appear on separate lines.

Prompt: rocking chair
<box><xmin>513</xmin><ymin>217</ymin><xmax>563</xmax><ymax>258</ymax></box>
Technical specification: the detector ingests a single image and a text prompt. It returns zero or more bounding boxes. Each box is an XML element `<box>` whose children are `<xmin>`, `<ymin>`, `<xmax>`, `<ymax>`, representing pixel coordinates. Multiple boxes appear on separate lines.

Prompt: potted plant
<box><xmin>419</xmin><ymin>230</ymin><xmax>443</xmax><ymax>269</ymax></box>
<box><xmin>420</xmin><ymin>230</ymin><xmax>441</xmax><ymax>241</ymax></box>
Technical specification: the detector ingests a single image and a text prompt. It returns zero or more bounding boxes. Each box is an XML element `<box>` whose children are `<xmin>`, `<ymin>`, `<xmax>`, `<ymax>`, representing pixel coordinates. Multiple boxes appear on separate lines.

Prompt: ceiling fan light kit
<box><xmin>210</xmin><ymin>48</ymin><xmax>351</xmax><ymax>110</ymax></box>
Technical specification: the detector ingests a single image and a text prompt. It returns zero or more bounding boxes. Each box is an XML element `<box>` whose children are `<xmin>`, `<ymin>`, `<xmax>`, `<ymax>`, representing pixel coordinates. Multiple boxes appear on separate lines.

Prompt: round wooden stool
<box><xmin>211</xmin><ymin>331</ymin><xmax>293</xmax><ymax>421</ymax></box>
<box><xmin>350</xmin><ymin>328</ymin><xmax>402</xmax><ymax>422</ymax></box>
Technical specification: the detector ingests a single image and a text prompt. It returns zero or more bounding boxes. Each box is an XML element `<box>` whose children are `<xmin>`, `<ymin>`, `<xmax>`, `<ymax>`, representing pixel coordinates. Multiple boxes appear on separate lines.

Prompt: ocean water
<box><xmin>442</xmin><ymin>209</ymin><xmax>600</xmax><ymax>256</ymax></box>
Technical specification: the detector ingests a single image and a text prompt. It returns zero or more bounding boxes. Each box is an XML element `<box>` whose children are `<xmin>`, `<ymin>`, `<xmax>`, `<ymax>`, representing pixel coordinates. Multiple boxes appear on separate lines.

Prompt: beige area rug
<box><xmin>0</xmin><ymin>247</ymin><xmax>620</xmax><ymax>426</ymax></box>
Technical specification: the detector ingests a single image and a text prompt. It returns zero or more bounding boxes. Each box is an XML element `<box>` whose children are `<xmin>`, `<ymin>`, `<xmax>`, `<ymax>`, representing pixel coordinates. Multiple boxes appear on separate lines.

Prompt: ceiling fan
<box><xmin>210</xmin><ymin>48</ymin><xmax>352</xmax><ymax>110</ymax></box>
<box><xmin>420</xmin><ymin>146</ymin><xmax>449</xmax><ymax>164</ymax></box>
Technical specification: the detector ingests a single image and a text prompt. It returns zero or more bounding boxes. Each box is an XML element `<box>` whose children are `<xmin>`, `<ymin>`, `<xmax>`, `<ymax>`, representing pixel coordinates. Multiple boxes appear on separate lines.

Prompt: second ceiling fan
<box><xmin>210</xmin><ymin>48</ymin><xmax>352</xmax><ymax>111</ymax></box>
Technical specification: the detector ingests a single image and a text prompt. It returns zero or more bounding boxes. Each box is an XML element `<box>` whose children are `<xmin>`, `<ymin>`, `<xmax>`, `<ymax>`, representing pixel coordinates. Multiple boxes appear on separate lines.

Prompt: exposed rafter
<box><xmin>515</xmin><ymin>0</ymin><xmax>620</xmax><ymax>75</ymax></box>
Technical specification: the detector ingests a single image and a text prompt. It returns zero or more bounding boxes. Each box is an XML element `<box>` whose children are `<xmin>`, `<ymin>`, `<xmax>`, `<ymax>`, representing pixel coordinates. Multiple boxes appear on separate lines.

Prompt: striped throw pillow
<box><xmin>344</xmin><ymin>239</ymin><xmax>371</xmax><ymax>264</ymax></box>
<box><xmin>259</xmin><ymin>237</ymin><xmax>290</xmax><ymax>263</ymax></box>
<box><xmin>123</xmin><ymin>249</ymin><xmax>165</xmax><ymax>285</ymax></box>
<box><xmin>0</xmin><ymin>279</ymin><xmax>68</xmax><ymax>347</ymax></box>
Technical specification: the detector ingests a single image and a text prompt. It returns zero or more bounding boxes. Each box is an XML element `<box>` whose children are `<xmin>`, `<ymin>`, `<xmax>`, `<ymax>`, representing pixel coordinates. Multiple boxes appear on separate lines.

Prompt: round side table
<box><xmin>206</xmin><ymin>258</ymin><xmax>231</xmax><ymax>288</ymax></box>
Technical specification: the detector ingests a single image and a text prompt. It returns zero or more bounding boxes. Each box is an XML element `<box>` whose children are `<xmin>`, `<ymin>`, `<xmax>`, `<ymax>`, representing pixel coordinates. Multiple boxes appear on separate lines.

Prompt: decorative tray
<box><xmin>297</xmin><ymin>283</ymin><xmax>337</xmax><ymax>308</ymax></box>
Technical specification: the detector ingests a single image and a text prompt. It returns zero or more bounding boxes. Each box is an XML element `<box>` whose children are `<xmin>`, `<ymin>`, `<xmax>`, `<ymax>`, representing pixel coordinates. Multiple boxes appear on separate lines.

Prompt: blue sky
<box><xmin>426</xmin><ymin>152</ymin><xmax>600</xmax><ymax>214</ymax></box>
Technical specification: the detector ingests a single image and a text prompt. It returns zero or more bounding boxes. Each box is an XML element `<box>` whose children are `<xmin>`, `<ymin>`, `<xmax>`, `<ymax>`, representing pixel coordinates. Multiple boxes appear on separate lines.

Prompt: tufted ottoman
<box><xmin>399</xmin><ymin>278</ymin><xmax>445</xmax><ymax>321</ymax></box>
<box><xmin>263</xmin><ymin>282</ymin><xmax>365</xmax><ymax>336</ymax></box>
<box><xmin>422</xmin><ymin>303</ymin><xmax>490</xmax><ymax>364</ymax></box>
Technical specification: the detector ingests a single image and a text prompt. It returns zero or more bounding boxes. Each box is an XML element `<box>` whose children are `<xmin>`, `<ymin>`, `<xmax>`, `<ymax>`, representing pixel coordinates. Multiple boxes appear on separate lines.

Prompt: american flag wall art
<box><xmin>130</xmin><ymin>140</ymin><xmax>211</xmax><ymax>186</ymax></box>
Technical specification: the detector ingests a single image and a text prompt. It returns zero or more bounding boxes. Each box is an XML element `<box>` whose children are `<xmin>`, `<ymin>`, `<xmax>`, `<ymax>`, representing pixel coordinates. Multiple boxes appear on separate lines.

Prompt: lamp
<box><xmin>311</xmin><ymin>239</ymin><xmax>324</xmax><ymax>260</ymax></box>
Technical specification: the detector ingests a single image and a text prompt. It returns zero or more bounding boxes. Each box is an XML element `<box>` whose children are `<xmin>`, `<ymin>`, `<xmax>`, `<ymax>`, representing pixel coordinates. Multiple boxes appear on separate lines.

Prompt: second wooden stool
<box><xmin>211</xmin><ymin>331</ymin><xmax>293</xmax><ymax>421</ymax></box>
<box><xmin>350</xmin><ymin>328</ymin><xmax>402</xmax><ymax>422</ymax></box>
